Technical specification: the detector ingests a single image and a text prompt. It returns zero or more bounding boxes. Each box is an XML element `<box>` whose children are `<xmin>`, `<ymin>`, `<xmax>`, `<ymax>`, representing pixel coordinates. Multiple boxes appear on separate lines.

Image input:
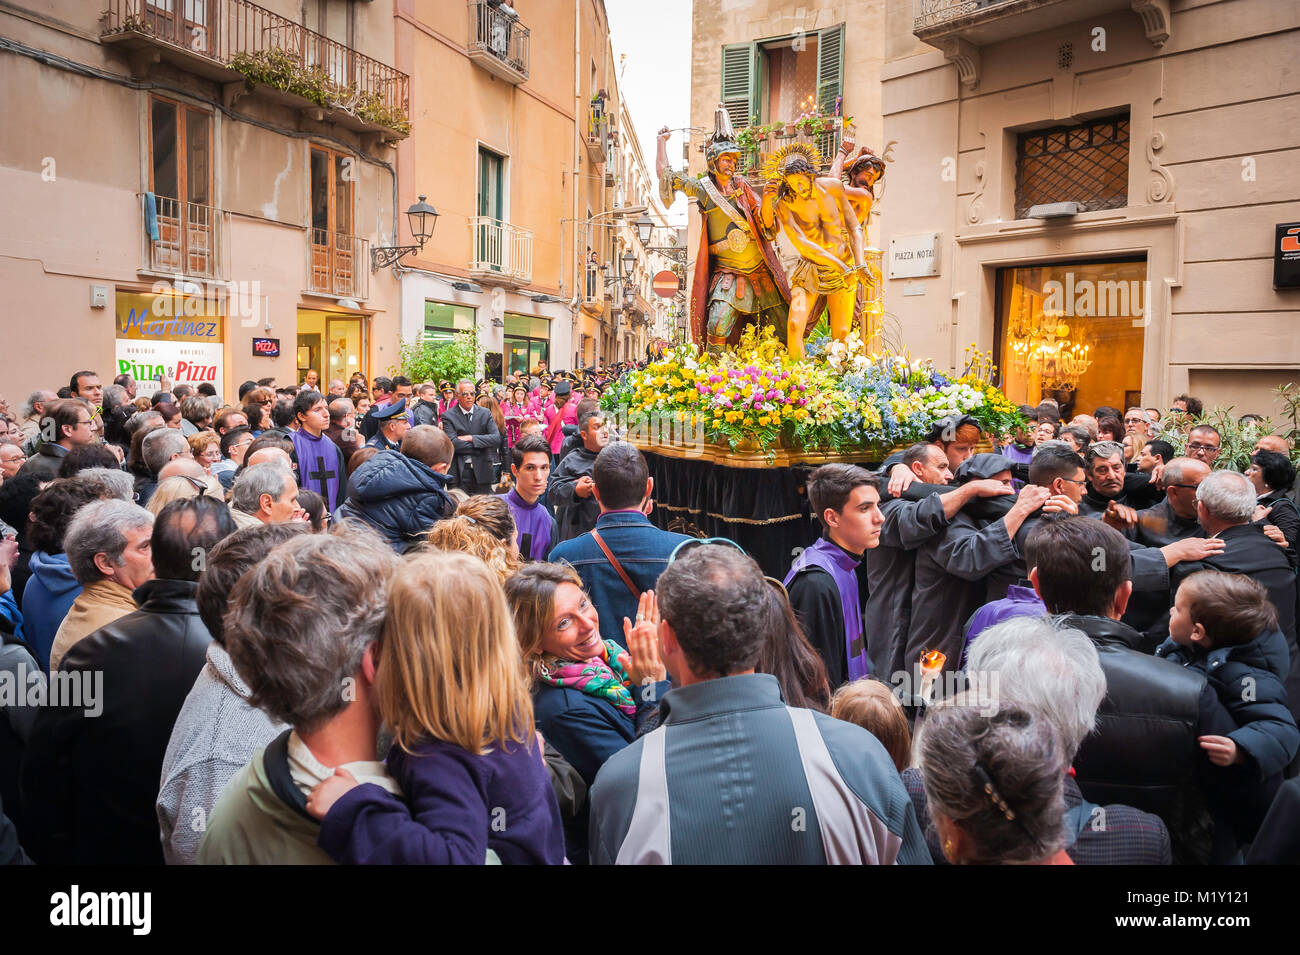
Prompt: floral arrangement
<box><xmin>603</xmin><ymin>327</ymin><xmax>1026</xmax><ymax>456</ymax></box>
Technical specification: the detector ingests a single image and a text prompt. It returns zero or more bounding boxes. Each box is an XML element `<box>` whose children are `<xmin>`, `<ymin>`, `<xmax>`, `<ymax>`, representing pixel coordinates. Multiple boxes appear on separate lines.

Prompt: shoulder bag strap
<box><xmin>590</xmin><ymin>528</ymin><xmax>641</xmax><ymax>601</ymax></box>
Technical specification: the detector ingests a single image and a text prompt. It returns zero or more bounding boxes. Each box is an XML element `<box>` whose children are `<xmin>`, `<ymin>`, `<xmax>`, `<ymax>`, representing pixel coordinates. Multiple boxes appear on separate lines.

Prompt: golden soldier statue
<box><xmin>656</xmin><ymin>106</ymin><xmax>791</xmax><ymax>352</ymax></box>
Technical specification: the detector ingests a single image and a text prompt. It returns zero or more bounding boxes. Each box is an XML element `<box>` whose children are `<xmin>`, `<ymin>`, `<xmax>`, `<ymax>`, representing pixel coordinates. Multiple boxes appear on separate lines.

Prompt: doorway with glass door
<box><xmin>298</xmin><ymin>309</ymin><xmax>368</xmax><ymax>391</ymax></box>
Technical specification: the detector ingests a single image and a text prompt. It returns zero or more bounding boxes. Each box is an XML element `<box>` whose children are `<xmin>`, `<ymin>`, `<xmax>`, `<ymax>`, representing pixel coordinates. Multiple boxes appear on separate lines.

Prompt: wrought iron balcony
<box><xmin>101</xmin><ymin>0</ymin><xmax>411</xmax><ymax>137</ymax></box>
<box><xmin>467</xmin><ymin>0</ymin><xmax>529</xmax><ymax>84</ymax></box>
<box><xmin>469</xmin><ymin>217</ymin><xmax>533</xmax><ymax>287</ymax></box>
<box><xmin>309</xmin><ymin>229</ymin><xmax>369</xmax><ymax>299</ymax></box>
<box><xmin>140</xmin><ymin>193</ymin><xmax>228</xmax><ymax>280</ymax></box>
<box><xmin>586</xmin><ymin>108</ymin><xmax>609</xmax><ymax>165</ymax></box>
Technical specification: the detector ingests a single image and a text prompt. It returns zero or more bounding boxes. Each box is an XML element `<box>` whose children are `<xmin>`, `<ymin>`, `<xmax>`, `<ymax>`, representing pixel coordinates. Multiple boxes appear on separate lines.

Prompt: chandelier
<box><xmin>1007</xmin><ymin>291</ymin><xmax>1092</xmax><ymax>390</ymax></box>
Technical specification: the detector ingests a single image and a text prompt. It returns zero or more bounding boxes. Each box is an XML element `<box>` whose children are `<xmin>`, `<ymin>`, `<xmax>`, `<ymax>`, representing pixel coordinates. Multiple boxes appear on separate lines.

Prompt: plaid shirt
<box><xmin>903</xmin><ymin>767</ymin><xmax>1172</xmax><ymax>865</ymax></box>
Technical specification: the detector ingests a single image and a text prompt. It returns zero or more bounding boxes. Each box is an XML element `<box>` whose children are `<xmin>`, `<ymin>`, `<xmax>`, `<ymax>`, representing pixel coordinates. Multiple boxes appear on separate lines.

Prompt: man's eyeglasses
<box><xmin>1123</xmin><ymin>417</ymin><xmax>1146</xmax><ymax>424</ymax></box>
<box><xmin>1059</xmin><ymin>477</ymin><xmax>1087</xmax><ymax>486</ymax></box>
<box><xmin>1187</xmin><ymin>443</ymin><xmax>1220</xmax><ymax>453</ymax></box>
<box><xmin>667</xmin><ymin>536</ymin><xmax>787</xmax><ymax>597</ymax></box>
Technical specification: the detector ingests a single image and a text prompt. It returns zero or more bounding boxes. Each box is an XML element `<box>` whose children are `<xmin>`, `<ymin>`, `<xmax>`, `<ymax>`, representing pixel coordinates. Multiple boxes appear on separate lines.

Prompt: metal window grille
<box><xmin>1015</xmin><ymin>113</ymin><xmax>1129</xmax><ymax>219</ymax></box>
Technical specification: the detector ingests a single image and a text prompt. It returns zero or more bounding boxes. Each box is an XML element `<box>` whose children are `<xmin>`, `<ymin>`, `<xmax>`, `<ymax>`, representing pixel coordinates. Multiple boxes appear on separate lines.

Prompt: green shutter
<box><xmin>721</xmin><ymin>42</ymin><xmax>757</xmax><ymax>132</ymax></box>
<box><xmin>816</xmin><ymin>24</ymin><xmax>844</xmax><ymax>115</ymax></box>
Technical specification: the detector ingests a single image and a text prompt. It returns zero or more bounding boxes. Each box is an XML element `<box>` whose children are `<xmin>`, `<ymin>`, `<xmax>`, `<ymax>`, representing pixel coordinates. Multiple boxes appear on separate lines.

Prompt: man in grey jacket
<box><xmin>156</xmin><ymin>521</ymin><xmax>308</xmax><ymax>864</ymax></box>
<box><xmin>588</xmin><ymin>544</ymin><xmax>931</xmax><ymax>865</ymax></box>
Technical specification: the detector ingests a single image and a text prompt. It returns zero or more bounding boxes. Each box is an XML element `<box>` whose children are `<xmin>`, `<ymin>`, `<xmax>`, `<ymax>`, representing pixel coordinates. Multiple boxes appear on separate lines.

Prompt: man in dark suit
<box><xmin>1171</xmin><ymin>469</ymin><xmax>1300</xmax><ymax>725</ymax></box>
<box><xmin>440</xmin><ymin>379</ymin><xmax>500</xmax><ymax>495</ymax></box>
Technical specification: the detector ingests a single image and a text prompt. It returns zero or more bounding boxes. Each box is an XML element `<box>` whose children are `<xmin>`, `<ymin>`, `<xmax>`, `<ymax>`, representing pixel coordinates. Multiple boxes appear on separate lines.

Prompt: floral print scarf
<box><xmin>537</xmin><ymin>639</ymin><xmax>636</xmax><ymax>716</ymax></box>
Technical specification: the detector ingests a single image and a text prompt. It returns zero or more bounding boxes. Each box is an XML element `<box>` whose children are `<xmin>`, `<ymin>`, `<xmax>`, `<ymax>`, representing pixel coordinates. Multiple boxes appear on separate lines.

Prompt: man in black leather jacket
<box><xmin>20</xmin><ymin>497</ymin><xmax>235</xmax><ymax>865</ymax></box>
<box><xmin>1023</xmin><ymin>516</ymin><xmax>1245</xmax><ymax>864</ymax></box>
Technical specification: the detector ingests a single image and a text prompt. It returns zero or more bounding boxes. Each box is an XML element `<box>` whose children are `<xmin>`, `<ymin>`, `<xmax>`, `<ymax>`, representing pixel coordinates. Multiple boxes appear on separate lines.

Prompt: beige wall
<box><xmin>879</xmin><ymin>0</ymin><xmax>1300</xmax><ymax>425</ymax></box>
<box><xmin>0</xmin><ymin>1</ymin><xmax>403</xmax><ymax>401</ymax></box>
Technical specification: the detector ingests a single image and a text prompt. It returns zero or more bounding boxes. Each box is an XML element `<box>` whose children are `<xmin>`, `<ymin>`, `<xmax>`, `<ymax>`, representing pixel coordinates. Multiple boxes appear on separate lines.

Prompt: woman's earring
<box><xmin>942</xmin><ymin>838</ymin><xmax>954</xmax><ymax>859</ymax></box>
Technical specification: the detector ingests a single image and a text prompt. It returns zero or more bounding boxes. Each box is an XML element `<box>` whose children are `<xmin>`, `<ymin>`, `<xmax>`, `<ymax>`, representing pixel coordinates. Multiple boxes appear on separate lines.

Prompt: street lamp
<box><xmin>634</xmin><ymin>214</ymin><xmax>654</xmax><ymax>245</ymax></box>
<box><xmin>620</xmin><ymin>249</ymin><xmax>637</xmax><ymax>276</ymax></box>
<box><xmin>371</xmin><ymin>194</ymin><xmax>439</xmax><ymax>270</ymax></box>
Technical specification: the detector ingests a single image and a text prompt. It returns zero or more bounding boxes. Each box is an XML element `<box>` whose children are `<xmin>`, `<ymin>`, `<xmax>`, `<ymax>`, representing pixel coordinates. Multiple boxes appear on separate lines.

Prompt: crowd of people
<box><xmin>0</xmin><ymin>367</ymin><xmax>1298</xmax><ymax>866</ymax></box>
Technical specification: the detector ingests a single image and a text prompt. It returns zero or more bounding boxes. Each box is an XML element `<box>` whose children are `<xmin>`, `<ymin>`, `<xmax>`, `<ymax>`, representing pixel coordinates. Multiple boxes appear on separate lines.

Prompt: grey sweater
<box><xmin>156</xmin><ymin>642</ymin><xmax>286</xmax><ymax>865</ymax></box>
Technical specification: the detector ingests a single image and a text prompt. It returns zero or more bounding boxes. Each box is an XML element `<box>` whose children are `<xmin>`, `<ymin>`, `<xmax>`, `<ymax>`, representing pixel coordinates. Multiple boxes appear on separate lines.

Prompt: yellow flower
<box><xmin>758</xmin><ymin>415</ymin><xmax>771</xmax><ymax>426</ymax></box>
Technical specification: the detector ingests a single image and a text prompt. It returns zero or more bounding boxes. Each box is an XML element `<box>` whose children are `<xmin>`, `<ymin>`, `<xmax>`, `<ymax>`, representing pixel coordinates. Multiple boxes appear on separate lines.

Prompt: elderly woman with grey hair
<box><xmin>47</xmin><ymin>499</ymin><xmax>154</xmax><ymax>673</ymax></box>
<box><xmin>916</xmin><ymin>695</ymin><xmax>1071</xmax><ymax>865</ymax></box>
<box><xmin>904</xmin><ymin>616</ymin><xmax>1173</xmax><ymax>864</ymax></box>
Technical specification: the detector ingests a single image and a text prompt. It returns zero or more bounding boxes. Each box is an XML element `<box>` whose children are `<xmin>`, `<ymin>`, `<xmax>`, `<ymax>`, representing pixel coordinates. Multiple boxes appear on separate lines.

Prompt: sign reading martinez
<box><xmin>114</xmin><ymin>289</ymin><xmax>224</xmax><ymax>390</ymax></box>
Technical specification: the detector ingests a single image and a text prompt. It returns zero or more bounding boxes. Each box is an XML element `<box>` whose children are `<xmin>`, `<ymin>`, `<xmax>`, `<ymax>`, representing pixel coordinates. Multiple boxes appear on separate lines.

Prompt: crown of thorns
<box><xmin>761</xmin><ymin>142</ymin><xmax>823</xmax><ymax>183</ymax></box>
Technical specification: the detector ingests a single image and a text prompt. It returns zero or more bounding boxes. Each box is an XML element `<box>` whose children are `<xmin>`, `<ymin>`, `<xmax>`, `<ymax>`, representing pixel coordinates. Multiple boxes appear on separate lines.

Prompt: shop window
<box><xmin>504</xmin><ymin>313</ymin><xmax>550</xmax><ymax>379</ymax></box>
<box><xmin>1015</xmin><ymin>113</ymin><xmax>1130</xmax><ymax>219</ymax></box>
<box><xmin>995</xmin><ymin>260</ymin><xmax>1146</xmax><ymax>420</ymax></box>
<box><xmin>424</xmin><ymin>301</ymin><xmax>476</xmax><ymax>345</ymax></box>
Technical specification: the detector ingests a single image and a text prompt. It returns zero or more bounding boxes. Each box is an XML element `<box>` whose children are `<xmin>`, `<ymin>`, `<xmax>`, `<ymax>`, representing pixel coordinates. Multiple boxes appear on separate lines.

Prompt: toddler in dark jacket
<box><xmin>1156</xmin><ymin>569</ymin><xmax>1300</xmax><ymax>779</ymax></box>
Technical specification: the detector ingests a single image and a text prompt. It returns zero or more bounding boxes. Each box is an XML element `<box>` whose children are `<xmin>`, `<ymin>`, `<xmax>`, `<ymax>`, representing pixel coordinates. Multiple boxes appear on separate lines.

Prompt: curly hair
<box><xmin>424</xmin><ymin>515</ymin><xmax>522</xmax><ymax>581</ymax></box>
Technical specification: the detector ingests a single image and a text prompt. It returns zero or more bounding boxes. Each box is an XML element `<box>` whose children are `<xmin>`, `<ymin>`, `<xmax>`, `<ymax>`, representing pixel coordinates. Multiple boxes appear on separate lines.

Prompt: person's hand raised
<box><xmin>620</xmin><ymin>590</ymin><xmax>666</xmax><ymax>685</ymax></box>
<box><xmin>967</xmin><ymin>478</ymin><xmax>1014</xmax><ymax>499</ymax></box>
<box><xmin>1102</xmin><ymin>500</ymin><xmax>1138</xmax><ymax>530</ymax></box>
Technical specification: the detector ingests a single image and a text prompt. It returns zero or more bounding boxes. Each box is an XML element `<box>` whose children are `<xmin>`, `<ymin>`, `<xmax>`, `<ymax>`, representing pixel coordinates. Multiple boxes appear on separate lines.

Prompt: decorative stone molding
<box><xmin>1131</xmin><ymin>0</ymin><xmax>1172</xmax><ymax>48</ymax></box>
<box><xmin>937</xmin><ymin>37</ymin><xmax>980</xmax><ymax>90</ymax></box>
<box><xmin>1146</xmin><ymin>130</ymin><xmax>1175</xmax><ymax>203</ymax></box>
<box><xmin>966</xmin><ymin>161</ymin><xmax>986</xmax><ymax>224</ymax></box>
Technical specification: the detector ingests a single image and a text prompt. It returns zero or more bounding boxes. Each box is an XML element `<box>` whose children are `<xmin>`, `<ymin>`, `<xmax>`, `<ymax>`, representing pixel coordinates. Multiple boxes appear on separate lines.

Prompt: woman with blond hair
<box><xmin>504</xmin><ymin>562</ymin><xmax>666</xmax><ymax>863</ymax></box>
<box><xmin>425</xmin><ymin>514</ymin><xmax>522</xmax><ymax>581</ymax></box>
<box><xmin>305</xmin><ymin>551</ymin><xmax>565</xmax><ymax>864</ymax></box>
<box><xmin>146</xmin><ymin>473</ymin><xmax>222</xmax><ymax>516</ymax></box>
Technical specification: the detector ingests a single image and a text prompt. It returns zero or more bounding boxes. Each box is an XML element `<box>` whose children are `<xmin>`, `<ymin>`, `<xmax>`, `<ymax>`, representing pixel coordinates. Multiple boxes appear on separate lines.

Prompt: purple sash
<box><xmin>784</xmin><ymin>537</ymin><xmax>868</xmax><ymax>680</ymax></box>
<box><xmin>291</xmin><ymin>429</ymin><xmax>344</xmax><ymax>512</ymax></box>
<box><xmin>501</xmin><ymin>489</ymin><xmax>552</xmax><ymax>561</ymax></box>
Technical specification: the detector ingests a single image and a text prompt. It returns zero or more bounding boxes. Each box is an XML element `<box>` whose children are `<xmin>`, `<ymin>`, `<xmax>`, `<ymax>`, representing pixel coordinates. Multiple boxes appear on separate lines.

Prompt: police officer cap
<box><xmin>372</xmin><ymin>397</ymin><xmax>408</xmax><ymax>420</ymax></box>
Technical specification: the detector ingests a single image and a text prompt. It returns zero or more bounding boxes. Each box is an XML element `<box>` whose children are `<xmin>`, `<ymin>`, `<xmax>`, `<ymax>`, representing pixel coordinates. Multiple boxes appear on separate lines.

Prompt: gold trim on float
<box><xmin>629</xmin><ymin>436</ymin><xmax>995</xmax><ymax>469</ymax></box>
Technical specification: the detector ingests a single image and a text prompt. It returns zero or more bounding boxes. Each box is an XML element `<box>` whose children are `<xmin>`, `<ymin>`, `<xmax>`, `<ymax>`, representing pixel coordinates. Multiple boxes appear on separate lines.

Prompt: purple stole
<box><xmin>784</xmin><ymin>536</ymin><xmax>868</xmax><ymax>680</ymax></box>
<box><xmin>501</xmin><ymin>489</ymin><xmax>552</xmax><ymax>561</ymax></box>
<box><xmin>291</xmin><ymin>428</ymin><xmax>344</xmax><ymax>512</ymax></box>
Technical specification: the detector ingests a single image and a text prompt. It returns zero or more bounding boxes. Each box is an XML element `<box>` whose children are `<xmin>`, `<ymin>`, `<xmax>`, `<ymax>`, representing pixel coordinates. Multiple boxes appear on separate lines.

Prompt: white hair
<box><xmin>965</xmin><ymin>615</ymin><xmax>1106</xmax><ymax>762</ymax></box>
<box><xmin>231</xmin><ymin>461</ymin><xmax>294</xmax><ymax>514</ymax></box>
<box><xmin>1195</xmin><ymin>469</ymin><xmax>1256</xmax><ymax>524</ymax></box>
<box><xmin>63</xmin><ymin>499</ymin><xmax>154</xmax><ymax>584</ymax></box>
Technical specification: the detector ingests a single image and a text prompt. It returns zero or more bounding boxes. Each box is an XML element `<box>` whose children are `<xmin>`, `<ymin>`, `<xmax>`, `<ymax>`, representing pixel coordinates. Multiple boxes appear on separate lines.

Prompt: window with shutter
<box><xmin>720</xmin><ymin>43</ymin><xmax>757</xmax><ymax>131</ymax></box>
<box><xmin>816</xmin><ymin>24</ymin><xmax>844</xmax><ymax>115</ymax></box>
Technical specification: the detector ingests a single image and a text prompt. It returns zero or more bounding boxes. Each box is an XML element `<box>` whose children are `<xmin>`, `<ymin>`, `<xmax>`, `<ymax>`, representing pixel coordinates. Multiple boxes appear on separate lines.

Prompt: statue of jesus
<box><xmin>758</xmin><ymin>144</ymin><xmax>865</xmax><ymax>359</ymax></box>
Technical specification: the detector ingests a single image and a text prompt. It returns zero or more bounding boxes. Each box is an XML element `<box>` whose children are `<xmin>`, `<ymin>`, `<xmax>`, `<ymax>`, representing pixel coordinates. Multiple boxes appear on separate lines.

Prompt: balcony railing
<box><xmin>308</xmin><ymin>229</ymin><xmax>369</xmax><ymax>299</ymax></box>
<box><xmin>913</xmin><ymin>0</ymin><xmax>1144</xmax><ymax>47</ymax></box>
<box><xmin>469</xmin><ymin>217</ymin><xmax>533</xmax><ymax>286</ymax></box>
<box><xmin>741</xmin><ymin>126</ymin><xmax>842</xmax><ymax>177</ymax></box>
<box><xmin>467</xmin><ymin>0</ymin><xmax>529</xmax><ymax>83</ymax></box>
<box><xmin>102</xmin><ymin>0</ymin><xmax>410</xmax><ymax>136</ymax></box>
<box><xmin>586</xmin><ymin>108</ymin><xmax>608</xmax><ymax>164</ymax></box>
<box><xmin>141</xmin><ymin>193</ymin><xmax>228</xmax><ymax>280</ymax></box>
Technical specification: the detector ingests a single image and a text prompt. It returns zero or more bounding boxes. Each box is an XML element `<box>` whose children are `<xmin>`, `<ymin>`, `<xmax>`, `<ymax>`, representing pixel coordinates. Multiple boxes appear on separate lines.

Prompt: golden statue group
<box><xmin>656</xmin><ymin>105</ymin><xmax>886</xmax><ymax>357</ymax></box>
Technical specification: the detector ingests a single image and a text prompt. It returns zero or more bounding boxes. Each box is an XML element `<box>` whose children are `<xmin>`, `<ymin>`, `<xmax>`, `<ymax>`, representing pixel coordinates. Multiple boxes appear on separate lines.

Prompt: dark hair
<box><xmin>1096</xmin><ymin>416</ymin><xmax>1124</xmax><ymax>443</ymax></box>
<box><xmin>0</xmin><ymin>474</ymin><xmax>42</xmax><ymax>548</ymax></box>
<box><xmin>196</xmin><ymin>522</ymin><xmax>309</xmax><ymax>644</ymax></box>
<box><xmin>347</xmin><ymin>446</ymin><xmax>379</xmax><ymax>477</ymax></box>
<box><xmin>1189</xmin><ymin>423</ymin><xmax>1221</xmax><ymax>444</ymax></box>
<box><xmin>391</xmin><ymin>376</ymin><xmax>411</xmax><ymax>389</ymax></box>
<box><xmin>70</xmin><ymin>371</ymin><xmax>97</xmax><ymax>394</ymax></box>
<box><xmin>373</xmin><ymin>376</ymin><xmax>394</xmax><ymax>394</ymax></box>
<box><xmin>1035</xmin><ymin>401</ymin><xmax>1061</xmax><ymax>425</ymax></box>
<box><xmin>1025</xmin><ymin>517</ymin><xmax>1131</xmax><ymax>617</ymax></box>
<box><xmin>172</xmin><ymin>384</ymin><xmax>195</xmax><ymax>400</ymax></box>
<box><xmin>296</xmin><ymin>488</ymin><xmax>327</xmax><ymax>532</ymax></box>
<box><xmin>28</xmin><ymin>478</ymin><xmax>114</xmax><ymax>554</ymax></box>
<box><xmin>511</xmin><ymin>434</ymin><xmax>552</xmax><ymax>469</ymax></box>
<box><xmin>256</xmin><ymin>377</ymin><xmax>276</xmax><ymax>388</ymax></box>
<box><xmin>901</xmin><ymin>442</ymin><xmax>939</xmax><ymax>470</ymax></box>
<box><xmin>155</xmin><ymin>401</ymin><xmax>181</xmax><ymax>425</ymax></box>
<box><xmin>1037</xmin><ymin>420</ymin><xmax>1061</xmax><ymax>439</ymax></box>
<box><xmin>219</xmin><ymin>425</ymin><xmax>252</xmax><ymax>459</ymax></box>
<box><xmin>574</xmin><ymin>397</ymin><xmax>600</xmax><ymax>422</ymax></box>
<box><xmin>113</xmin><ymin>373</ymin><xmax>135</xmax><ymax>388</ymax></box>
<box><xmin>1174</xmin><ymin>394</ymin><xmax>1203</xmax><ymax>418</ymax></box>
<box><xmin>57</xmin><ymin>443</ymin><xmax>120</xmax><ymax>477</ymax></box>
<box><xmin>1093</xmin><ymin>406</ymin><xmax>1122</xmax><ymax>422</ymax></box>
<box><xmin>1144</xmin><ymin>438</ymin><xmax>1175</xmax><ymax>464</ymax></box>
<box><xmin>238</xmin><ymin>380</ymin><xmax>258</xmax><ymax>401</ymax></box>
<box><xmin>1028</xmin><ymin>444</ymin><xmax>1084</xmax><ymax>487</ymax></box>
<box><xmin>756</xmin><ymin>585</ymin><xmax>831</xmax><ymax>712</ymax></box>
<box><xmin>1252</xmin><ymin>449</ymin><xmax>1296</xmax><ymax>493</ymax></box>
<box><xmin>292</xmin><ymin>390</ymin><xmax>326</xmax><ymax>421</ymax></box>
<box><xmin>213</xmin><ymin>408</ymin><xmax>244</xmax><ymax>434</ymax></box>
<box><xmin>1179</xmin><ymin>570</ymin><xmax>1279</xmax><ymax>649</ymax></box>
<box><xmin>807</xmin><ymin>464</ymin><xmax>878</xmax><ymax>519</ymax></box>
<box><xmin>44</xmin><ymin>398</ymin><xmax>86</xmax><ymax>444</ymax></box>
<box><xmin>591</xmin><ymin>443</ymin><xmax>647</xmax><ymax>511</ymax></box>
<box><xmin>241</xmin><ymin>402</ymin><xmax>270</xmax><ymax>431</ymax></box>
<box><xmin>776</xmin><ymin>154</ymin><xmax>817</xmax><ymax>199</ymax></box>
<box><xmin>152</xmin><ymin>496</ymin><xmax>235</xmax><ymax>582</ymax></box>
<box><xmin>578</xmin><ymin>409</ymin><xmax>605</xmax><ymax>433</ymax></box>
<box><xmin>197</xmin><ymin>382</ymin><xmax>217</xmax><ymax>398</ymax></box>
<box><xmin>270</xmin><ymin>396</ymin><xmax>296</xmax><ymax>428</ymax></box>
<box><xmin>658</xmin><ymin>544</ymin><xmax>768</xmax><ymax>677</ymax></box>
